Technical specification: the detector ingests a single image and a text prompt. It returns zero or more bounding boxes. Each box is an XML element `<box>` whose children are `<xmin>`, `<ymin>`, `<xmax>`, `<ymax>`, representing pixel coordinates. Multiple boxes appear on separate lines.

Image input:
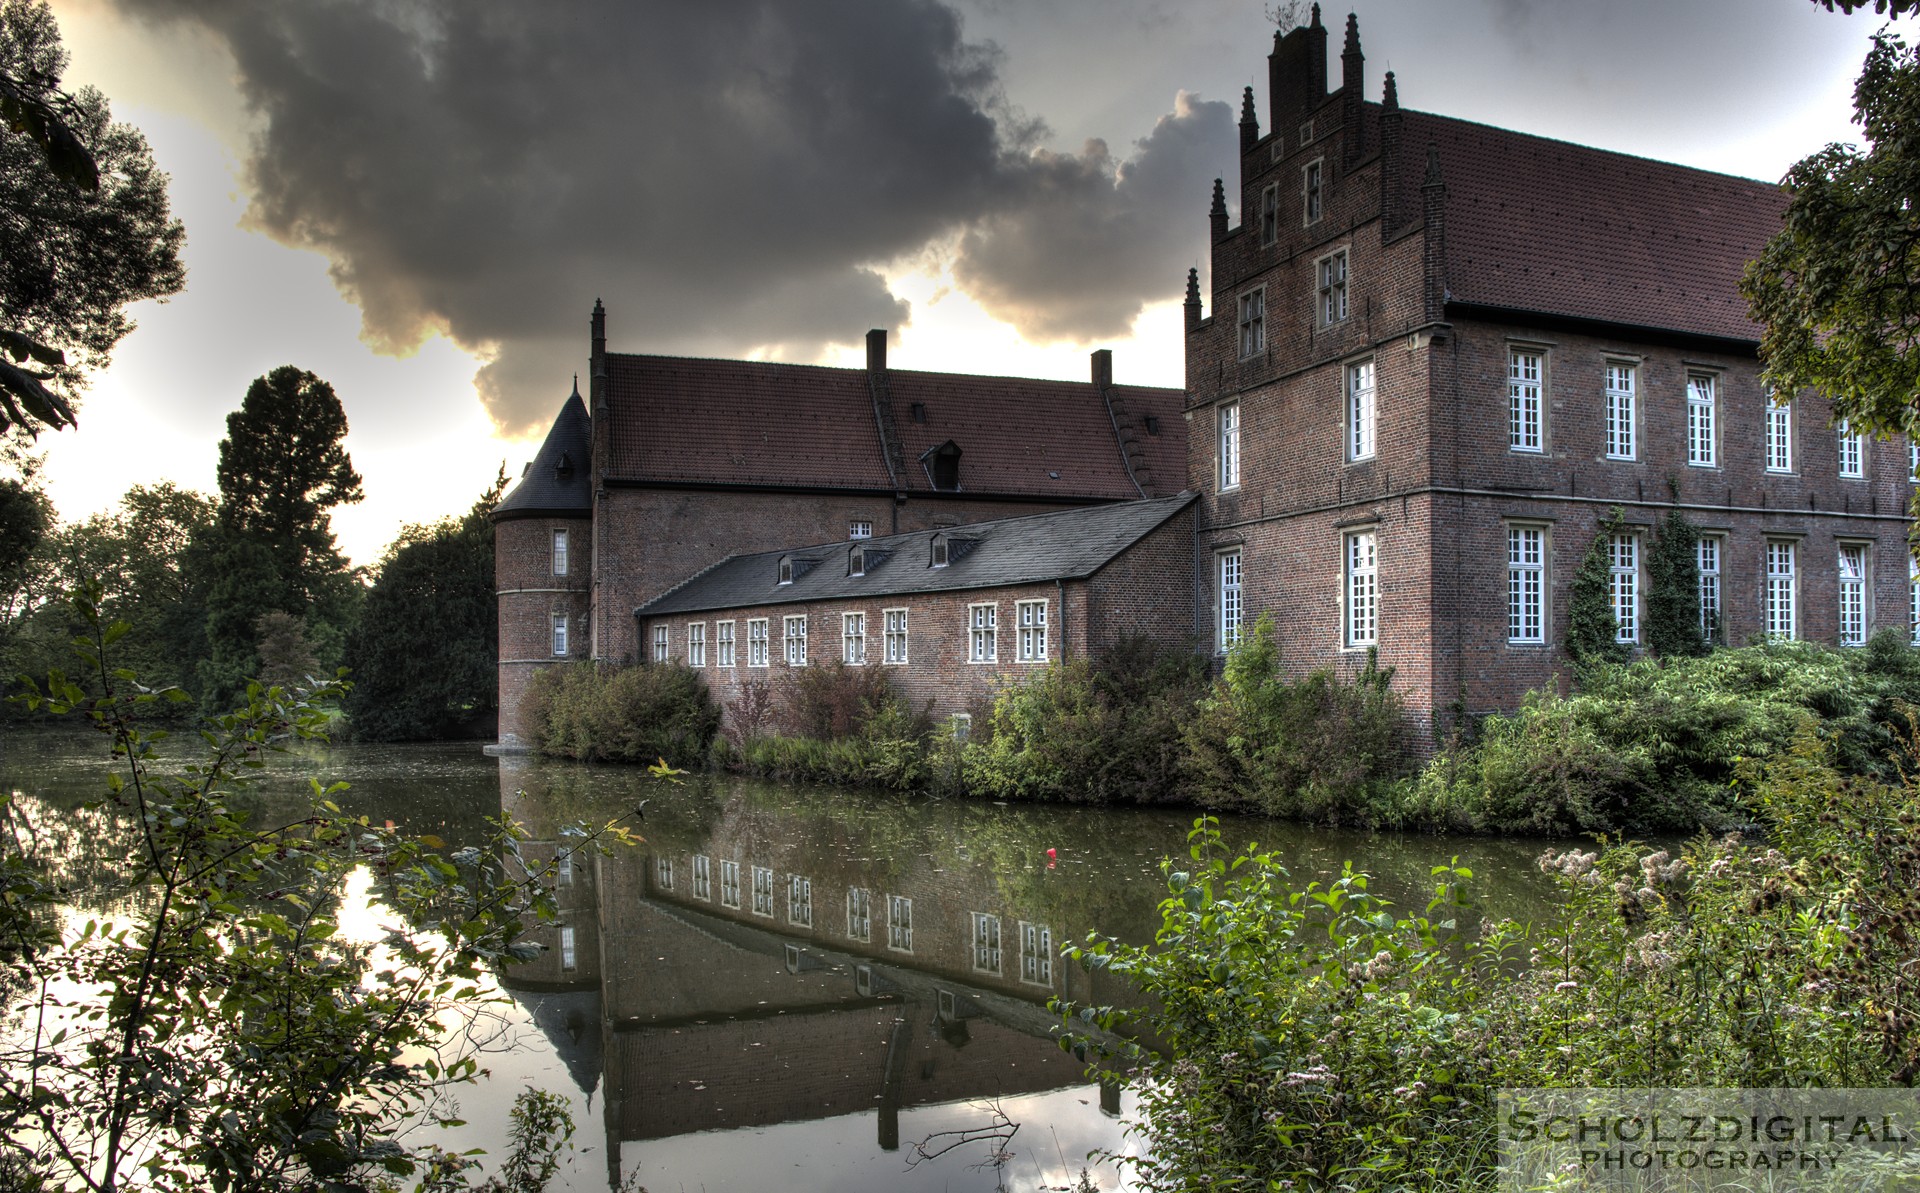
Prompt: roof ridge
<box><xmin>607</xmin><ymin>349</ymin><xmax>1182</xmax><ymax>394</ymax></box>
<box><xmin>1405</xmin><ymin>109</ymin><xmax>1782</xmax><ymax>190</ymax></box>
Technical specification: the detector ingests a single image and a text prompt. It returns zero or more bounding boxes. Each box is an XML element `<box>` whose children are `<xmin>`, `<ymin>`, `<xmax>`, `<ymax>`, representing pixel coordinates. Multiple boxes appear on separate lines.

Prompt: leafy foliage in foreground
<box><xmin>0</xmin><ymin>583</ymin><xmax>638</xmax><ymax>1191</ymax></box>
<box><xmin>1065</xmin><ymin>742</ymin><xmax>1920</xmax><ymax>1190</ymax></box>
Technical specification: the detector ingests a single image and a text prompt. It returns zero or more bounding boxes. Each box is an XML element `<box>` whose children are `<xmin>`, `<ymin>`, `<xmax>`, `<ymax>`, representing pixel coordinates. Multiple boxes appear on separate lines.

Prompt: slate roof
<box><xmin>635</xmin><ymin>491</ymin><xmax>1197</xmax><ymax>617</ymax></box>
<box><xmin>494</xmin><ymin>388</ymin><xmax>592</xmax><ymax>519</ymax></box>
<box><xmin>602</xmin><ymin>353</ymin><xmax>1184</xmax><ymax>499</ymax></box>
<box><xmin>1399</xmin><ymin>110</ymin><xmax>1788</xmax><ymax>343</ymax></box>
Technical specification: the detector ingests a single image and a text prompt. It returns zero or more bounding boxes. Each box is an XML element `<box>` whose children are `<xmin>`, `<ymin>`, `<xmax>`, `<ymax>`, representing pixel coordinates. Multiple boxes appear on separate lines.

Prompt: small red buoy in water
<box><xmin>1046</xmin><ymin>847</ymin><xmax>1057</xmax><ymax>869</ymax></box>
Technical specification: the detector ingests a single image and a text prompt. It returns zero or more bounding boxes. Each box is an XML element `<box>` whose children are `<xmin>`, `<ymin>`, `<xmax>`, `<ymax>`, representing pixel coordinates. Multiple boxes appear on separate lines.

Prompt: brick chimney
<box><xmin>1091</xmin><ymin>348</ymin><xmax>1113</xmax><ymax>390</ymax></box>
<box><xmin>866</xmin><ymin>327</ymin><xmax>887</xmax><ymax>373</ymax></box>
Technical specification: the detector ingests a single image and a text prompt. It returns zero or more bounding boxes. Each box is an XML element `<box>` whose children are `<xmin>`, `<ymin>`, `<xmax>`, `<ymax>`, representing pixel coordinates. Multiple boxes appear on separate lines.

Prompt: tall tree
<box><xmin>344</xmin><ymin>471</ymin><xmax>504</xmax><ymax>741</ymax></box>
<box><xmin>0</xmin><ymin>0</ymin><xmax>184</xmax><ymax>440</ymax></box>
<box><xmin>1745</xmin><ymin>33</ymin><xmax>1920</xmax><ymax>443</ymax></box>
<box><xmin>198</xmin><ymin>366</ymin><xmax>363</xmax><ymax>709</ymax></box>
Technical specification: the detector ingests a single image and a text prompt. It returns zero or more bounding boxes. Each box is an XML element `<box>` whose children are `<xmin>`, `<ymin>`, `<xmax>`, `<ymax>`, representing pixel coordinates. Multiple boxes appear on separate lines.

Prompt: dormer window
<box><xmin>849</xmin><ymin>547</ymin><xmax>865</xmax><ymax>577</ymax></box>
<box><xmin>921</xmin><ymin>440</ymin><xmax>962</xmax><ymax>491</ymax></box>
<box><xmin>554</xmin><ymin>450</ymin><xmax>574</xmax><ymax>482</ymax></box>
<box><xmin>931</xmin><ymin>536</ymin><xmax>950</xmax><ymax>568</ymax></box>
<box><xmin>778</xmin><ymin>556</ymin><xmax>794</xmax><ymax>585</ymax></box>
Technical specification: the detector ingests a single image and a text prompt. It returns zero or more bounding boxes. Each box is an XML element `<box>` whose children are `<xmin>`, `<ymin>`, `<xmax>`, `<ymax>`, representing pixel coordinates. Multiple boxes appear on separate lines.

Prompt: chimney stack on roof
<box><xmin>1091</xmin><ymin>348</ymin><xmax>1113</xmax><ymax>390</ymax></box>
<box><xmin>1342</xmin><ymin>12</ymin><xmax>1365</xmax><ymax>168</ymax></box>
<box><xmin>866</xmin><ymin>327</ymin><xmax>887</xmax><ymax>374</ymax></box>
<box><xmin>1268</xmin><ymin>3</ymin><xmax>1328</xmax><ymax>130</ymax></box>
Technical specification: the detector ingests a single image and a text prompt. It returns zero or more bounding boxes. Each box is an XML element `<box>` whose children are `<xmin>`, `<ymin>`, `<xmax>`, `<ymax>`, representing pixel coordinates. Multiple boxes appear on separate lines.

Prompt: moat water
<box><xmin>4</xmin><ymin>733</ymin><xmax>1568</xmax><ymax>1192</ymax></box>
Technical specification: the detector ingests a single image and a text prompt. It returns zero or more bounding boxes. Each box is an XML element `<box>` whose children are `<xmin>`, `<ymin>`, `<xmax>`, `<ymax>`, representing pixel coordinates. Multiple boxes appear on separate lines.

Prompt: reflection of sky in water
<box><xmin>6</xmin><ymin>733</ymin><xmax>1568</xmax><ymax>1192</ymax></box>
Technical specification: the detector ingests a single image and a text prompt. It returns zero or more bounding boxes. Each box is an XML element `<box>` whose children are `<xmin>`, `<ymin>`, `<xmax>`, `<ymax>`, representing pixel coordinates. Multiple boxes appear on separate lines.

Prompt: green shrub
<box><xmin>1566</xmin><ymin>507</ymin><xmax>1629</xmax><ymax>671</ymax></box>
<box><xmin>726</xmin><ymin>662</ymin><xmax>933</xmax><ymax>791</ymax></box>
<box><xmin>1180</xmin><ymin>614</ymin><xmax>1409</xmax><ymax>823</ymax></box>
<box><xmin>963</xmin><ymin>640</ymin><xmax>1204</xmax><ymax>804</ymax></box>
<box><xmin>525</xmin><ymin>661</ymin><xmax>720</xmax><ymax>767</ymax></box>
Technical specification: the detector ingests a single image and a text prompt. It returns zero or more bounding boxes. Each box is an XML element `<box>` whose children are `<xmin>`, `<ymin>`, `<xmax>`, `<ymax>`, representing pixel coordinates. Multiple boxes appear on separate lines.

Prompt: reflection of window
<box><xmin>971</xmin><ymin>912</ymin><xmax>1002</xmax><ymax>974</ymax></box>
<box><xmin>788</xmin><ymin>875</ymin><xmax>813</xmax><ymax>927</ymax></box>
<box><xmin>551</xmin><ymin>614</ymin><xmax>568</xmax><ymax>657</ymax></box>
<box><xmin>656</xmin><ymin>856</ymin><xmax>673</xmax><ymax>891</ymax></box>
<box><xmin>1019</xmin><ymin>921</ymin><xmax>1053</xmax><ymax>986</ymax></box>
<box><xmin>847</xmin><ymin>887</ymin><xmax>872</xmax><ymax>941</ymax></box>
<box><xmin>719</xmin><ymin>860</ymin><xmax>741</xmax><ymax>909</ymax></box>
<box><xmin>555</xmin><ymin>849</ymin><xmax>573</xmax><ymax>887</ymax></box>
<box><xmin>559</xmin><ymin>924</ymin><xmax>576</xmax><ymax>971</ymax></box>
<box><xmin>692</xmin><ymin>854</ymin><xmax>711</xmax><ymax>901</ymax></box>
<box><xmin>886</xmin><ymin>894</ymin><xmax>913</xmax><ymax>952</ymax></box>
<box><xmin>751</xmin><ymin>865</ymin><xmax>775</xmax><ymax>917</ymax></box>
<box><xmin>951</xmin><ymin>712</ymin><xmax>972</xmax><ymax>742</ymax></box>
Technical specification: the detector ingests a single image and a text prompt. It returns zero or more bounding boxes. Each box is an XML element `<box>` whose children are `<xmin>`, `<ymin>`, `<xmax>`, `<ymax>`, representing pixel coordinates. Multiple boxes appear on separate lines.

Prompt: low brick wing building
<box><xmin>635</xmin><ymin>493</ymin><xmax>1197</xmax><ymax>725</ymax></box>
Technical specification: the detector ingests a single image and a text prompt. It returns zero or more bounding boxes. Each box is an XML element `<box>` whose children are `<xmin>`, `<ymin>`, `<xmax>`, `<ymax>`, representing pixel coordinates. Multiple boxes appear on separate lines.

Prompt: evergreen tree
<box><xmin>343</xmin><ymin>471</ymin><xmax>504</xmax><ymax>741</ymax></box>
<box><xmin>1567</xmin><ymin>509</ymin><xmax>1629</xmax><ymax>671</ymax></box>
<box><xmin>1647</xmin><ymin>510</ymin><xmax>1709</xmax><ymax>657</ymax></box>
<box><xmin>199</xmin><ymin>366</ymin><xmax>364</xmax><ymax>710</ymax></box>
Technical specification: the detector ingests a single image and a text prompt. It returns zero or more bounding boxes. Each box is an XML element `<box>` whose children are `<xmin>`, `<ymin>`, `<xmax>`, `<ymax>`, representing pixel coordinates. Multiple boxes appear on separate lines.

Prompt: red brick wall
<box><xmin>497</xmin><ymin>514</ymin><xmax>593</xmax><ymax>747</ymax></box>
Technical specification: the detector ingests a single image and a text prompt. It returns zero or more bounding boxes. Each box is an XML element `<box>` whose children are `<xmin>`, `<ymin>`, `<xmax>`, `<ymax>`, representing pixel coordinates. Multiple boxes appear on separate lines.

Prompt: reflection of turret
<box><xmin>505</xmin><ymin>986</ymin><xmax>604</xmax><ymax>1097</ymax></box>
<box><xmin>498</xmin><ymin>757</ymin><xmax>603</xmax><ymax>994</ymax></box>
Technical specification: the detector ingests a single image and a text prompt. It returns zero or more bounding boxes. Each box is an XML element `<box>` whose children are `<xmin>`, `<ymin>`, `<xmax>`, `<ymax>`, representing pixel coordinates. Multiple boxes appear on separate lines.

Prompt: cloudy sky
<box><xmin>42</xmin><ymin>0</ymin><xmax>1892</xmax><ymax>565</ymax></box>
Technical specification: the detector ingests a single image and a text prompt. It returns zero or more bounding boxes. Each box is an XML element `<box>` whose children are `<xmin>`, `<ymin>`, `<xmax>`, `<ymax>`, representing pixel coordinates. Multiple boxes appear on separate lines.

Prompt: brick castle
<box><xmin>494</xmin><ymin>8</ymin><xmax>1916</xmax><ymax>748</ymax></box>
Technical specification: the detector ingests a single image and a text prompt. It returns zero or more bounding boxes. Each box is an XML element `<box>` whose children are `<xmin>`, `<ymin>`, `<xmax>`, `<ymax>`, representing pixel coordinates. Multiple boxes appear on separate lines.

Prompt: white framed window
<box><xmin>1218</xmin><ymin>401</ymin><xmax>1241</xmax><ymax>491</ymax></box>
<box><xmin>886</xmin><ymin>894</ymin><xmax>913</xmax><ymax>952</ymax></box>
<box><xmin>1686</xmin><ymin>374</ymin><xmax>1717</xmax><ymax>467</ymax></box>
<box><xmin>1610</xmin><ymin>533</ymin><xmax>1639</xmax><ymax>644</ymax></box>
<box><xmin>1910</xmin><ymin>555</ymin><xmax>1919</xmax><ymax>647</ymax></box>
<box><xmin>1509</xmin><ymin>349</ymin><xmax>1543</xmax><ymax>453</ymax></box>
<box><xmin>931</xmin><ymin>538</ymin><xmax>950</xmax><ymax>568</ymax></box>
<box><xmin>716</xmin><ymin>620</ymin><xmax>736</xmax><ymax>667</ymax></box>
<box><xmin>848</xmin><ymin>548</ymin><xmax>865</xmax><ymax>577</ymax></box>
<box><xmin>882</xmin><ymin>607</ymin><xmax>909</xmax><ymax>664</ymax></box>
<box><xmin>559</xmin><ymin>924</ymin><xmax>576</xmax><ymax>972</ymax></box>
<box><xmin>1344</xmin><ymin>530</ymin><xmax>1378</xmax><ymax>647</ymax></box>
<box><xmin>1019</xmin><ymin>921</ymin><xmax>1053</xmax><ymax>986</ymax></box>
<box><xmin>1302</xmin><ymin>159</ymin><xmax>1323</xmax><ymax>225</ymax></box>
<box><xmin>750</xmin><ymin>865</ymin><xmax>775</xmax><ymax>917</ymax></box>
<box><xmin>1839</xmin><ymin>419</ymin><xmax>1865</xmax><ymax>479</ymax></box>
<box><xmin>555</xmin><ymin>848</ymin><xmax>573</xmax><ymax>887</ymax></box>
<box><xmin>971</xmin><ymin>912</ymin><xmax>1002</xmax><ymax>974</ymax></box>
<box><xmin>1347</xmin><ymin>358</ymin><xmax>1375</xmax><ymax>462</ymax></box>
<box><xmin>652</xmin><ymin>624</ymin><xmax>669</xmax><ymax>663</ymax></box>
<box><xmin>1767</xmin><ymin>399</ymin><xmax>1794</xmax><ymax>473</ymax></box>
<box><xmin>551</xmin><ymin>614</ymin><xmax>569</xmax><ymax>657</ymax></box>
<box><xmin>1016</xmin><ymin>600</ymin><xmax>1048</xmax><ymax>662</ymax></box>
<box><xmin>788</xmin><ymin>875</ymin><xmax>813</xmax><ymax>927</ymax></box>
<box><xmin>1766</xmin><ymin>540</ymin><xmax>1798</xmax><ymax>640</ymax></box>
<box><xmin>692</xmin><ymin>854</ymin><xmax>711</xmax><ymax>901</ymax></box>
<box><xmin>1604</xmin><ymin>361</ymin><xmax>1635</xmax><ymax>460</ymax></box>
<box><xmin>843</xmin><ymin>612</ymin><xmax>866</xmax><ymax>664</ymax></box>
<box><xmin>778</xmin><ymin>557</ymin><xmax>794</xmax><ymax>585</ymax></box>
<box><xmin>1259</xmin><ymin>182</ymin><xmax>1280</xmax><ymax>246</ymax></box>
<box><xmin>1507</xmin><ymin>525</ymin><xmax>1546</xmax><ymax>644</ymax></box>
<box><xmin>783</xmin><ymin>614</ymin><xmax>808</xmax><ymax>666</ymax></box>
<box><xmin>847</xmin><ymin>887</ymin><xmax>872</xmax><ymax>941</ymax></box>
<box><xmin>747</xmin><ymin>618</ymin><xmax>769</xmax><ymax>668</ymax></box>
<box><xmin>1910</xmin><ymin>443</ymin><xmax>1919</xmax><ymax>484</ymax></box>
<box><xmin>968</xmin><ymin>603</ymin><xmax>997</xmax><ymax>663</ymax></box>
<box><xmin>849</xmin><ymin>520</ymin><xmax>873</xmax><ymax>539</ymax></box>
<box><xmin>552</xmin><ymin>529</ymin><xmax>569</xmax><ymax>576</ymax></box>
<box><xmin>687</xmin><ymin>622</ymin><xmax>706</xmax><ymax>667</ymax></box>
<box><xmin>1697</xmin><ymin>536</ymin><xmax>1721</xmax><ymax>643</ymax></box>
<box><xmin>719</xmin><ymin>860</ymin><xmax>741</xmax><ymax>909</ymax></box>
<box><xmin>950</xmin><ymin>712</ymin><xmax>972</xmax><ymax>741</ymax></box>
<box><xmin>1839</xmin><ymin>543</ymin><xmax>1871</xmax><ymax>647</ymax></box>
<box><xmin>1218</xmin><ymin>549</ymin><xmax>1243</xmax><ymax>652</ymax></box>
<box><xmin>1238</xmin><ymin>288</ymin><xmax>1265</xmax><ymax>358</ymax></box>
<box><xmin>656</xmin><ymin>855</ymin><xmax>674</xmax><ymax>891</ymax></box>
<box><xmin>1317</xmin><ymin>249</ymin><xmax>1348</xmax><ymax>326</ymax></box>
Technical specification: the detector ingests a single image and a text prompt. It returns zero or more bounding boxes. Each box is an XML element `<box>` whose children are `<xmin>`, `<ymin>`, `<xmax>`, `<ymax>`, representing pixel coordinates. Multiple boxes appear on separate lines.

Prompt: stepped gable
<box><xmin>494</xmin><ymin>386</ymin><xmax>592</xmax><ymax>519</ymax></box>
<box><xmin>1399</xmin><ymin>111</ymin><xmax>1788</xmax><ymax>343</ymax></box>
<box><xmin>636</xmin><ymin>491</ymin><xmax>1197</xmax><ymax>617</ymax></box>
<box><xmin>600</xmin><ymin>352</ymin><xmax>1183</xmax><ymax>500</ymax></box>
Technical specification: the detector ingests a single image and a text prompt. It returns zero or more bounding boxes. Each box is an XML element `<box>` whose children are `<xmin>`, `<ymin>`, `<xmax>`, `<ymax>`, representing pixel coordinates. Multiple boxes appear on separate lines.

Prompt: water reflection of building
<box><xmin>499</xmin><ymin>756</ymin><xmax>1131</xmax><ymax>1191</ymax></box>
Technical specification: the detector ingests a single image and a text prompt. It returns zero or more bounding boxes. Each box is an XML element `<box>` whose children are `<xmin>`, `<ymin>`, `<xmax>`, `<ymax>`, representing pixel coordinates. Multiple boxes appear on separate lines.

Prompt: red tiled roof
<box><xmin>1400</xmin><ymin>111</ymin><xmax>1788</xmax><ymax>343</ymax></box>
<box><xmin>603</xmin><ymin>353</ymin><xmax>1186</xmax><ymax>499</ymax></box>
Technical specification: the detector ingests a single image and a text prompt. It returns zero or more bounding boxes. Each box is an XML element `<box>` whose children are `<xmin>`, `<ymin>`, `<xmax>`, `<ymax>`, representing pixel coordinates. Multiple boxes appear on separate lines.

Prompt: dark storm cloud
<box><xmin>953</xmin><ymin>91</ymin><xmax>1231</xmax><ymax>341</ymax></box>
<box><xmin>110</xmin><ymin>0</ymin><xmax>1231</xmax><ymax>433</ymax></box>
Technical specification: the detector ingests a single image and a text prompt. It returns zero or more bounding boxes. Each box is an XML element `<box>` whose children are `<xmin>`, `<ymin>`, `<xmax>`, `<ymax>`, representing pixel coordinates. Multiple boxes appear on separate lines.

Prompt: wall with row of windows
<box><xmin>644</xmin><ymin>598</ymin><xmax>1056</xmax><ymax>670</ymax></box>
<box><xmin>648</xmin><ymin>852</ymin><xmax>1059</xmax><ymax>987</ymax></box>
